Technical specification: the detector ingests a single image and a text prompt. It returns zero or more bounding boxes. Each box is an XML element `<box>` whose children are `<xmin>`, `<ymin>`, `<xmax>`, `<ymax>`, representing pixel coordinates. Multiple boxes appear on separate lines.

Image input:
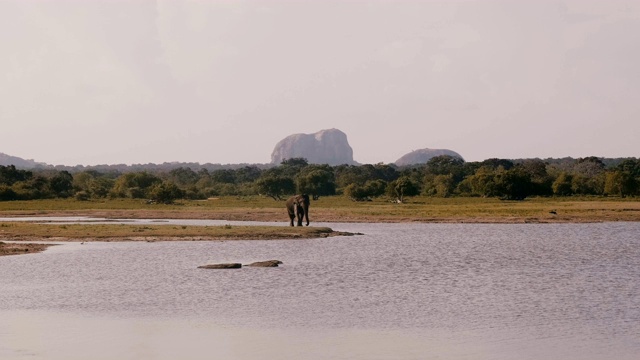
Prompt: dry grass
<box><xmin>0</xmin><ymin>222</ymin><xmax>347</xmax><ymax>242</ymax></box>
<box><xmin>0</xmin><ymin>196</ymin><xmax>639</xmax><ymax>223</ymax></box>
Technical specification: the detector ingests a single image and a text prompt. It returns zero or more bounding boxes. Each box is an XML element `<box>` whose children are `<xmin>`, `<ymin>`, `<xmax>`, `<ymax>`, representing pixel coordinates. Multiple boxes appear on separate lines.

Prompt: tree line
<box><xmin>1</xmin><ymin>156</ymin><xmax>639</xmax><ymax>203</ymax></box>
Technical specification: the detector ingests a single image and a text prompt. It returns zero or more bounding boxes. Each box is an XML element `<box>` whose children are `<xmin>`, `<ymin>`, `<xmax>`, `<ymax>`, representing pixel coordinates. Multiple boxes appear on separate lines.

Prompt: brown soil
<box><xmin>0</xmin><ymin>241</ymin><xmax>53</xmax><ymax>256</ymax></box>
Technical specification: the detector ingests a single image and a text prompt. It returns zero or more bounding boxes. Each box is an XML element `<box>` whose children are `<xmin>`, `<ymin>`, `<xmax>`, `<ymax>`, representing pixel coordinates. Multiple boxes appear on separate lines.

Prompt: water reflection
<box><xmin>1</xmin><ymin>221</ymin><xmax>639</xmax><ymax>360</ymax></box>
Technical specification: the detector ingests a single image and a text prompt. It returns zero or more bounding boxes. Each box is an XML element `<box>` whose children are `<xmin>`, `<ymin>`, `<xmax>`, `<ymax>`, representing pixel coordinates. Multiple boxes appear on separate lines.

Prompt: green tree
<box><xmin>387</xmin><ymin>176</ymin><xmax>419</xmax><ymax>203</ymax></box>
<box><xmin>11</xmin><ymin>176</ymin><xmax>51</xmax><ymax>200</ymax></box>
<box><xmin>432</xmin><ymin>174</ymin><xmax>455</xmax><ymax>197</ymax></box>
<box><xmin>519</xmin><ymin>159</ymin><xmax>553</xmax><ymax>196</ymax></box>
<box><xmin>281</xmin><ymin>158</ymin><xmax>309</xmax><ymax>167</ymax></box>
<box><xmin>375</xmin><ymin>163</ymin><xmax>399</xmax><ymax>181</ymax></box>
<box><xmin>571</xmin><ymin>174</ymin><xmax>604</xmax><ymax>195</ymax></box>
<box><xmin>276</xmin><ymin>158</ymin><xmax>309</xmax><ymax>178</ymax></box>
<box><xmin>343</xmin><ymin>183</ymin><xmax>370</xmax><ymax>201</ymax></box>
<box><xmin>616</xmin><ymin>159</ymin><xmax>640</xmax><ymax>177</ymax></box>
<box><xmin>481</xmin><ymin>158</ymin><xmax>514</xmax><ymax>171</ymax></box>
<box><xmin>604</xmin><ymin>171</ymin><xmax>637</xmax><ymax>197</ymax></box>
<box><xmin>73</xmin><ymin>172</ymin><xmax>94</xmax><ymax>193</ymax></box>
<box><xmin>0</xmin><ymin>165</ymin><xmax>33</xmax><ymax>186</ymax></box>
<box><xmin>149</xmin><ymin>181</ymin><xmax>185</xmax><ymax>204</ymax></box>
<box><xmin>296</xmin><ymin>166</ymin><xmax>336</xmax><ymax>199</ymax></box>
<box><xmin>573</xmin><ymin>157</ymin><xmax>605</xmax><ymax>177</ymax></box>
<box><xmin>334</xmin><ymin>165</ymin><xmax>366</xmax><ymax>189</ymax></box>
<box><xmin>426</xmin><ymin>155</ymin><xmax>465</xmax><ymax>182</ymax></box>
<box><xmin>255</xmin><ymin>175</ymin><xmax>295</xmax><ymax>200</ymax></box>
<box><xmin>363</xmin><ymin>179</ymin><xmax>387</xmax><ymax>198</ymax></box>
<box><xmin>0</xmin><ymin>185</ymin><xmax>17</xmax><ymax>201</ymax></box>
<box><xmin>494</xmin><ymin>167</ymin><xmax>532</xmax><ymax>200</ymax></box>
<box><xmin>234</xmin><ymin>166</ymin><xmax>263</xmax><ymax>183</ymax></box>
<box><xmin>73</xmin><ymin>171</ymin><xmax>113</xmax><ymax>199</ymax></box>
<box><xmin>465</xmin><ymin>166</ymin><xmax>498</xmax><ymax>197</ymax></box>
<box><xmin>88</xmin><ymin>177</ymin><xmax>114</xmax><ymax>198</ymax></box>
<box><xmin>49</xmin><ymin>171</ymin><xmax>74</xmax><ymax>198</ymax></box>
<box><xmin>210</xmin><ymin>183</ymin><xmax>241</xmax><ymax>196</ymax></box>
<box><xmin>343</xmin><ymin>179</ymin><xmax>387</xmax><ymax>201</ymax></box>
<box><xmin>168</xmin><ymin>167</ymin><xmax>199</xmax><ymax>187</ymax></box>
<box><xmin>111</xmin><ymin>172</ymin><xmax>162</xmax><ymax>199</ymax></box>
<box><xmin>552</xmin><ymin>172</ymin><xmax>573</xmax><ymax>196</ymax></box>
<box><xmin>210</xmin><ymin>169</ymin><xmax>236</xmax><ymax>184</ymax></box>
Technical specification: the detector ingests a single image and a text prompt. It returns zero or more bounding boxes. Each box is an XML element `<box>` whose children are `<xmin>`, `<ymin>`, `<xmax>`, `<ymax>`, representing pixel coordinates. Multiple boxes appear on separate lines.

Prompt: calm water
<box><xmin>1</xmin><ymin>221</ymin><xmax>639</xmax><ymax>360</ymax></box>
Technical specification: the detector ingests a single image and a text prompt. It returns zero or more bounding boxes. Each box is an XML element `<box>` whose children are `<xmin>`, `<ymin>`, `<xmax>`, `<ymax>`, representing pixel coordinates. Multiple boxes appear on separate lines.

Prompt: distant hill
<box><xmin>395</xmin><ymin>148</ymin><xmax>464</xmax><ymax>166</ymax></box>
<box><xmin>0</xmin><ymin>152</ymin><xmax>47</xmax><ymax>169</ymax></box>
<box><xmin>3</xmin><ymin>149</ymin><xmax>634</xmax><ymax>175</ymax></box>
<box><xmin>0</xmin><ymin>152</ymin><xmax>270</xmax><ymax>173</ymax></box>
<box><xmin>271</xmin><ymin>128</ymin><xmax>358</xmax><ymax>165</ymax></box>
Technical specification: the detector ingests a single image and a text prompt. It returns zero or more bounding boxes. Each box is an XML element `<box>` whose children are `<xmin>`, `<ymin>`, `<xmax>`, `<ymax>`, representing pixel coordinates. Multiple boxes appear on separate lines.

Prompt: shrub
<box><xmin>74</xmin><ymin>191</ymin><xmax>91</xmax><ymax>201</ymax></box>
<box><xmin>0</xmin><ymin>185</ymin><xmax>17</xmax><ymax>201</ymax></box>
<box><xmin>149</xmin><ymin>181</ymin><xmax>185</xmax><ymax>204</ymax></box>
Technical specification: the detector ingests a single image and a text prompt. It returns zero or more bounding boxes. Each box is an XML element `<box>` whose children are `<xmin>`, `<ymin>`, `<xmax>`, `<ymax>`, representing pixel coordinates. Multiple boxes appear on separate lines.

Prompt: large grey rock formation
<box><xmin>271</xmin><ymin>129</ymin><xmax>356</xmax><ymax>165</ymax></box>
<box><xmin>395</xmin><ymin>148</ymin><xmax>464</xmax><ymax>166</ymax></box>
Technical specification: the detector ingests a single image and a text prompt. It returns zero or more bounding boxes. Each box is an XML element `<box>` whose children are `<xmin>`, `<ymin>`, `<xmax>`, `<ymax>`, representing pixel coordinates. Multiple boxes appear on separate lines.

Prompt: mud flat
<box><xmin>0</xmin><ymin>241</ymin><xmax>53</xmax><ymax>256</ymax></box>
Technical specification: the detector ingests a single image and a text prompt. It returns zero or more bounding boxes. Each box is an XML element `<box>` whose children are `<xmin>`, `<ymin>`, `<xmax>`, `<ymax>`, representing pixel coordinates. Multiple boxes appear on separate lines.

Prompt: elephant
<box><xmin>286</xmin><ymin>194</ymin><xmax>310</xmax><ymax>226</ymax></box>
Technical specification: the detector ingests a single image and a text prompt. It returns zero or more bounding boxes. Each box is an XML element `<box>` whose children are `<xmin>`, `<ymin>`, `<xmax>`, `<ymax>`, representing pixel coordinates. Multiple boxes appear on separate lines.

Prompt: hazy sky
<box><xmin>1</xmin><ymin>0</ymin><xmax>639</xmax><ymax>166</ymax></box>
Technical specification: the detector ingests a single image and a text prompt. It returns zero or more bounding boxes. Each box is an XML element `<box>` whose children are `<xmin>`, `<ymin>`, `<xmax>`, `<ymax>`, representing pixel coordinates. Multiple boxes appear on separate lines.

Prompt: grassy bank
<box><xmin>0</xmin><ymin>222</ymin><xmax>349</xmax><ymax>243</ymax></box>
<box><xmin>1</xmin><ymin>196</ymin><xmax>639</xmax><ymax>223</ymax></box>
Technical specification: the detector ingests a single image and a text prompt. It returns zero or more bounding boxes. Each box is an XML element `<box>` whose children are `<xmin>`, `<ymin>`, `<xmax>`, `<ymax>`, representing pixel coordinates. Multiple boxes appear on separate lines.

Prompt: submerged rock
<box><xmin>246</xmin><ymin>260</ymin><xmax>283</xmax><ymax>267</ymax></box>
<box><xmin>198</xmin><ymin>263</ymin><xmax>242</xmax><ymax>269</ymax></box>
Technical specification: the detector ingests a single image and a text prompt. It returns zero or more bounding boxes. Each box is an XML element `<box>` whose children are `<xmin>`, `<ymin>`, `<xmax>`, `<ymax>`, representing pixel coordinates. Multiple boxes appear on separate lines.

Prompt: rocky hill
<box><xmin>395</xmin><ymin>148</ymin><xmax>464</xmax><ymax>166</ymax></box>
<box><xmin>270</xmin><ymin>129</ymin><xmax>357</xmax><ymax>165</ymax></box>
<box><xmin>0</xmin><ymin>152</ymin><xmax>46</xmax><ymax>169</ymax></box>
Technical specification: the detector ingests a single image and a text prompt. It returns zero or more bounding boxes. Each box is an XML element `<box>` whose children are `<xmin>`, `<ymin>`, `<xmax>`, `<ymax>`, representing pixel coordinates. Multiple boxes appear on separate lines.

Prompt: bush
<box><xmin>149</xmin><ymin>182</ymin><xmax>185</xmax><ymax>204</ymax></box>
<box><xmin>343</xmin><ymin>184</ymin><xmax>370</xmax><ymax>201</ymax></box>
<box><xmin>552</xmin><ymin>173</ymin><xmax>573</xmax><ymax>196</ymax></box>
<box><xmin>494</xmin><ymin>168</ymin><xmax>532</xmax><ymax>200</ymax></box>
<box><xmin>363</xmin><ymin>179</ymin><xmax>387</xmax><ymax>198</ymax></box>
<box><xmin>386</xmin><ymin>176</ymin><xmax>419</xmax><ymax>203</ymax></box>
<box><xmin>75</xmin><ymin>191</ymin><xmax>91</xmax><ymax>201</ymax></box>
<box><xmin>0</xmin><ymin>185</ymin><xmax>17</xmax><ymax>201</ymax></box>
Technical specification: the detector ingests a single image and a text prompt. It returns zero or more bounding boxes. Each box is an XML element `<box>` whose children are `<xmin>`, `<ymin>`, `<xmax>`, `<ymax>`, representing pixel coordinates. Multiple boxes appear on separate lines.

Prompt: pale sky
<box><xmin>1</xmin><ymin>0</ymin><xmax>639</xmax><ymax>166</ymax></box>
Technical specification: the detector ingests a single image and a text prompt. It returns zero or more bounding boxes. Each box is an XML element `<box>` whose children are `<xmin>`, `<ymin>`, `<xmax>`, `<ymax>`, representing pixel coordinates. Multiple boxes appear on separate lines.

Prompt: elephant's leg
<box><xmin>296</xmin><ymin>205</ymin><xmax>304</xmax><ymax>226</ymax></box>
<box><xmin>288</xmin><ymin>209</ymin><xmax>295</xmax><ymax>227</ymax></box>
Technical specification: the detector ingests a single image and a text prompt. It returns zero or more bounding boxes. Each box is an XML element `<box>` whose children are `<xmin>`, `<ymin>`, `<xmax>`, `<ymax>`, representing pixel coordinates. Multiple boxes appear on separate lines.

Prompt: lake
<box><xmin>1</xmin><ymin>221</ymin><xmax>639</xmax><ymax>360</ymax></box>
